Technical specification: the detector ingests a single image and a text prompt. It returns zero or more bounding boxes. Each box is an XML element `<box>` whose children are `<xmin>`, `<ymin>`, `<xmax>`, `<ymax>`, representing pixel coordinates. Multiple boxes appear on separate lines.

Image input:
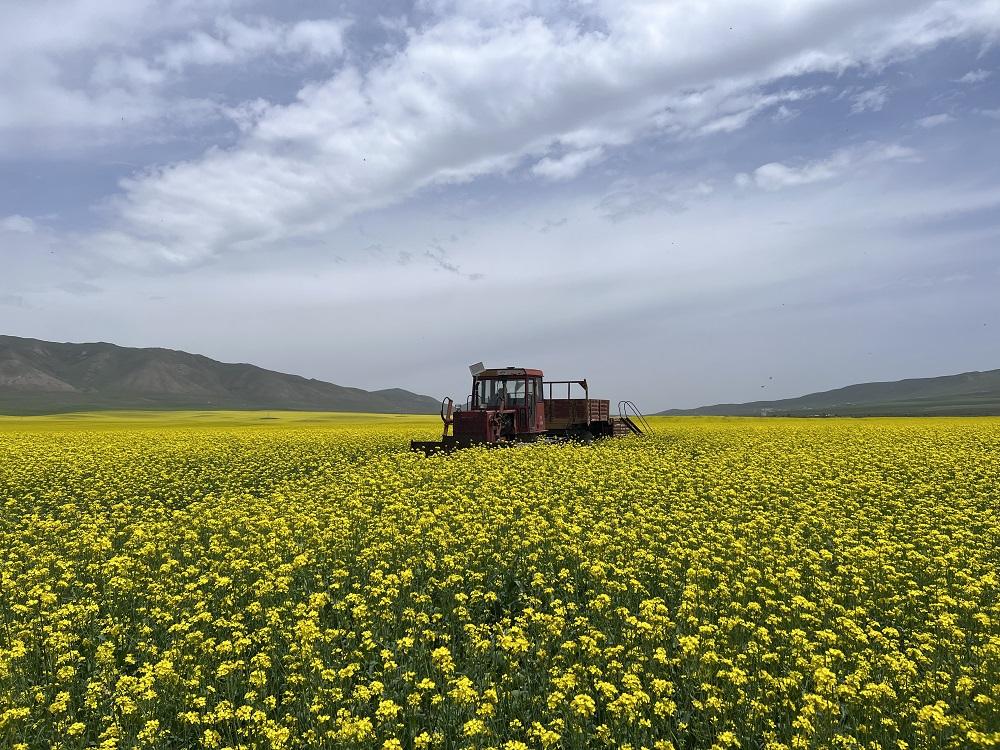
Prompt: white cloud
<box><xmin>0</xmin><ymin>215</ymin><xmax>37</xmax><ymax>233</ymax></box>
<box><xmin>285</xmin><ymin>19</ymin><xmax>350</xmax><ymax>59</ymax></box>
<box><xmin>916</xmin><ymin>113</ymin><xmax>955</xmax><ymax>128</ymax></box>
<box><xmin>0</xmin><ymin>1</ymin><xmax>231</xmax><ymax>136</ymax></box>
<box><xmin>957</xmin><ymin>68</ymin><xmax>992</xmax><ymax>83</ymax></box>
<box><xmin>90</xmin><ymin>56</ymin><xmax>167</xmax><ymax>89</ymax></box>
<box><xmin>0</xmin><ymin>2</ymin><xmax>348</xmax><ymax>150</ymax></box>
<box><xmin>157</xmin><ymin>16</ymin><xmax>349</xmax><ymax>71</ymax></box>
<box><xmin>596</xmin><ymin>177</ymin><xmax>716</xmax><ymax>222</ymax></box>
<box><xmin>772</xmin><ymin>105</ymin><xmax>800</xmax><ymax>123</ymax></box>
<box><xmin>531</xmin><ymin>147</ymin><xmax>605</xmax><ymax>180</ymax></box>
<box><xmin>696</xmin><ymin>88</ymin><xmax>823</xmax><ymax>134</ymax></box>
<box><xmin>849</xmin><ymin>85</ymin><xmax>889</xmax><ymax>114</ymax></box>
<box><xmin>741</xmin><ymin>143</ymin><xmax>918</xmax><ymax>191</ymax></box>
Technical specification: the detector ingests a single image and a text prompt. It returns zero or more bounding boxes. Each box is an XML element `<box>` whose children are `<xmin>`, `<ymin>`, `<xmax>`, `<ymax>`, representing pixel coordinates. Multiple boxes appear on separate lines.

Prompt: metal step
<box><xmin>611</xmin><ymin>416</ymin><xmax>642</xmax><ymax>436</ymax></box>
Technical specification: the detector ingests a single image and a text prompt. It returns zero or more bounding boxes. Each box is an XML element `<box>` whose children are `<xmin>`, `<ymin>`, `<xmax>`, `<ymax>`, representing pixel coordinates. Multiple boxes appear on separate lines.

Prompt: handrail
<box><xmin>543</xmin><ymin>379</ymin><xmax>588</xmax><ymax>400</ymax></box>
<box><xmin>440</xmin><ymin>397</ymin><xmax>454</xmax><ymax>438</ymax></box>
<box><xmin>618</xmin><ymin>400</ymin><xmax>652</xmax><ymax>435</ymax></box>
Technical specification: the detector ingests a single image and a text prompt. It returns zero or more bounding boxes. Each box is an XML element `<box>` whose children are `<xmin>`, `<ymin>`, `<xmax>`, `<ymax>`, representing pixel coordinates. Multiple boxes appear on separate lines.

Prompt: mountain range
<box><xmin>659</xmin><ymin>368</ymin><xmax>1000</xmax><ymax>416</ymax></box>
<box><xmin>5</xmin><ymin>334</ymin><xmax>998</xmax><ymax>418</ymax></box>
<box><xmin>0</xmin><ymin>335</ymin><xmax>440</xmax><ymax>415</ymax></box>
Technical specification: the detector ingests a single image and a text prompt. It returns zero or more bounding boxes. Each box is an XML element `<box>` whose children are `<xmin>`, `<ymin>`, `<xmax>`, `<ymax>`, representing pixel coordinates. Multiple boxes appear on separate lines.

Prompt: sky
<box><xmin>2</xmin><ymin>0</ymin><xmax>999</xmax><ymax>411</ymax></box>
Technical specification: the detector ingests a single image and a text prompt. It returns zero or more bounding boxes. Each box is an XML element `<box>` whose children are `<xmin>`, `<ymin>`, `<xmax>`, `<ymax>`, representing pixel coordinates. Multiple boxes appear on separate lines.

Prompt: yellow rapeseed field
<box><xmin>0</xmin><ymin>414</ymin><xmax>997</xmax><ymax>749</ymax></box>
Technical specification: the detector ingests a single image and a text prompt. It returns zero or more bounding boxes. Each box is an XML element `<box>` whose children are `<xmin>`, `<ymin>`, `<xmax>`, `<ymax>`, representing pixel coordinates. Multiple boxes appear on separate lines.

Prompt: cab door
<box><xmin>525</xmin><ymin>377</ymin><xmax>543</xmax><ymax>433</ymax></box>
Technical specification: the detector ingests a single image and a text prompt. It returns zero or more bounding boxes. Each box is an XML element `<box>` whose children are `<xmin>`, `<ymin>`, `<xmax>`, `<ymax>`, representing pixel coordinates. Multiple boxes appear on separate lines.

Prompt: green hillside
<box><xmin>659</xmin><ymin>369</ymin><xmax>1000</xmax><ymax>416</ymax></box>
<box><xmin>0</xmin><ymin>335</ymin><xmax>439</xmax><ymax>415</ymax></box>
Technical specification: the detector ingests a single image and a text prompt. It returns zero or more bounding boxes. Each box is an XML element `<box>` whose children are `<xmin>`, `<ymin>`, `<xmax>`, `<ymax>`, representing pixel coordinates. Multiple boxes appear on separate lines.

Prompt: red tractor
<box><xmin>410</xmin><ymin>364</ymin><xmax>648</xmax><ymax>454</ymax></box>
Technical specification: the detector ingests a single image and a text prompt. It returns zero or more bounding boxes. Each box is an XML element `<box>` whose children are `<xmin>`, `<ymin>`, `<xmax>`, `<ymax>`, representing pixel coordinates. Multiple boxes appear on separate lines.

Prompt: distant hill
<box><xmin>659</xmin><ymin>369</ymin><xmax>1000</xmax><ymax>417</ymax></box>
<box><xmin>0</xmin><ymin>335</ymin><xmax>440</xmax><ymax>415</ymax></box>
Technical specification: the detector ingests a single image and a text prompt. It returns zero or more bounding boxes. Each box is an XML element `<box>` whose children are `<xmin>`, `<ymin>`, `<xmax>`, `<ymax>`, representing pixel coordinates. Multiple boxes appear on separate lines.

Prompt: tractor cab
<box><xmin>471</xmin><ymin>368</ymin><xmax>544</xmax><ymax>411</ymax></box>
<box><xmin>455</xmin><ymin>367</ymin><xmax>546</xmax><ymax>442</ymax></box>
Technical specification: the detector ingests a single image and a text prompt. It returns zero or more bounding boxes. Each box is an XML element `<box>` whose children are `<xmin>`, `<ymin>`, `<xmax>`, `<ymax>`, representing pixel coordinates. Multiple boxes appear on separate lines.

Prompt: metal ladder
<box><xmin>616</xmin><ymin>400</ymin><xmax>651</xmax><ymax>435</ymax></box>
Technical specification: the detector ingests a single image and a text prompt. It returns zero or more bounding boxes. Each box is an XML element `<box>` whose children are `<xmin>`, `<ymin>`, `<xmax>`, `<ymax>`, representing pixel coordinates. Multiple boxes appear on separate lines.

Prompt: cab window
<box><xmin>476</xmin><ymin>378</ymin><xmax>527</xmax><ymax>407</ymax></box>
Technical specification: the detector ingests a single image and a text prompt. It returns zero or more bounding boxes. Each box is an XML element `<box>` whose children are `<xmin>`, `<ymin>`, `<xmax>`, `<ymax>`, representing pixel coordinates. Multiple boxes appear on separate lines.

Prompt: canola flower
<box><xmin>0</xmin><ymin>415</ymin><xmax>997</xmax><ymax>749</ymax></box>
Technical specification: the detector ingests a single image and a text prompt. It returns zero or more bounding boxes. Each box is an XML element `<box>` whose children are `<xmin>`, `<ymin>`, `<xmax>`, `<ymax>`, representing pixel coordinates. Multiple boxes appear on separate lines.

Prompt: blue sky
<box><xmin>2</xmin><ymin>0</ymin><xmax>999</xmax><ymax>410</ymax></box>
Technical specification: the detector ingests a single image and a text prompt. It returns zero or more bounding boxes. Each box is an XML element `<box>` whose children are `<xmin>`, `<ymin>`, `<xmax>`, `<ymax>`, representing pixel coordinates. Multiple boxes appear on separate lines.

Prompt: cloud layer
<box><xmin>738</xmin><ymin>143</ymin><xmax>919</xmax><ymax>191</ymax></box>
<box><xmin>4</xmin><ymin>0</ymin><xmax>991</xmax><ymax>266</ymax></box>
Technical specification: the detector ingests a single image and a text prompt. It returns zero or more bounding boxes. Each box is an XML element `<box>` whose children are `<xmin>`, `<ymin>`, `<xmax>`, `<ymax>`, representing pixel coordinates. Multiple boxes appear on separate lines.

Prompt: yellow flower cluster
<box><xmin>0</xmin><ymin>415</ymin><xmax>997</xmax><ymax>749</ymax></box>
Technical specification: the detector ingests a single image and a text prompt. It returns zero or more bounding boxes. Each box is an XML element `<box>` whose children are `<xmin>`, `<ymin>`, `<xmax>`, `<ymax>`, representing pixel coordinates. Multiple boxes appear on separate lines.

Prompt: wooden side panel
<box><xmin>543</xmin><ymin>399</ymin><xmax>611</xmax><ymax>429</ymax></box>
<box><xmin>588</xmin><ymin>400</ymin><xmax>609</xmax><ymax>421</ymax></box>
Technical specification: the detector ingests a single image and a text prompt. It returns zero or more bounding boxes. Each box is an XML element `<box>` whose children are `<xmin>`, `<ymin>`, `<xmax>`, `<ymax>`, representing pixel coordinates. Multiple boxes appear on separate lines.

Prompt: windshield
<box><xmin>475</xmin><ymin>378</ymin><xmax>526</xmax><ymax>408</ymax></box>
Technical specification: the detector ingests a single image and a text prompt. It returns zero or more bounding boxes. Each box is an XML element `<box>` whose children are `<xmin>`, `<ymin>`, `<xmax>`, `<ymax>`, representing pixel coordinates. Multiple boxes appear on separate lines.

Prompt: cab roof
<box><xmin>476</xmin><ymin>367</ymin><xmax>544</xmax><ymax>378</ymax></box>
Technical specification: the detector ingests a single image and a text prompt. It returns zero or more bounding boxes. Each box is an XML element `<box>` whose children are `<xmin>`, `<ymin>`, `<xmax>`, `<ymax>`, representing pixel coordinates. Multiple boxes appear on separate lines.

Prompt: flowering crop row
<box><xmin>0</xmin><ymin>416</ymin><xmax>997</xmax><ymax>749</ymax></box>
